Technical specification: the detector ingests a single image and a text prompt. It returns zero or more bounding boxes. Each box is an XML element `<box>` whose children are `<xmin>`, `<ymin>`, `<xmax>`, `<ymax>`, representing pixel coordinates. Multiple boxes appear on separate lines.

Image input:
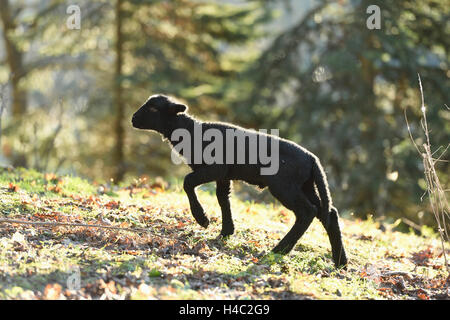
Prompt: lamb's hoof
<box><xmin>195</xmin><ymin>215</ymin><xmax>209</xmax><ymax>229</ymax></box>
<box><xmin>271</xmin><ymin>246</ymin><xmax>291</xmax><ymax>255</ymax></box>
<box><xmin>219</xmin><ymin>225</ymin><xmax>234</xmax><ymax>237</ymax></box>
<box><xmin>219</xmin><ymin>230</ymin><xmax>234</xmax><ymax>238</ymax></box>
<box><xmin>335</xmin><ymin>262</ymin><xmax>347</xmax><ymax>270</ymax></box>
<box><xmin>333</xmin><ymin>255</ymin><xmax>348</xmax><ymax>269</ymax></box>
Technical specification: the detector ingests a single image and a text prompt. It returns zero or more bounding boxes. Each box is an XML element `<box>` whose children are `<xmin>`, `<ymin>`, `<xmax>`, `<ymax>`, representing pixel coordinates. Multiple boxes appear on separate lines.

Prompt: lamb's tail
<box><xmin>311</xmin><ymin>157</ymin><xmax>332</xmax><ymax>225</ymax></box>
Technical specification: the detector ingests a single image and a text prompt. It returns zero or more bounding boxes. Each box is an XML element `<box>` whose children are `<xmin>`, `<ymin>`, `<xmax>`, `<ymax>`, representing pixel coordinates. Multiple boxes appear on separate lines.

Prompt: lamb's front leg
<box><xmin>183</xmin><ymin>169</ymin><xmax>221</xmax><ymax>228</ymax></box>
<box><xmin>216</xmin><ymin>180</ymin><xmax>234</xmax><ymax>237</ymax></box>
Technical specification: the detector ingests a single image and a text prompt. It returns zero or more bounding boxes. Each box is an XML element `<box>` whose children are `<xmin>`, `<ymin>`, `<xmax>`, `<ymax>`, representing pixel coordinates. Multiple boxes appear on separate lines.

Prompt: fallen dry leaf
<box><xmin>44</xmin><ymin>283</ymin><xmax>63</xmax><ymax>300</ymax></box>
<box><xmin>7</xmin><ymin>182</ymin><xmax>19</xmax><ymax>192</ymax></box>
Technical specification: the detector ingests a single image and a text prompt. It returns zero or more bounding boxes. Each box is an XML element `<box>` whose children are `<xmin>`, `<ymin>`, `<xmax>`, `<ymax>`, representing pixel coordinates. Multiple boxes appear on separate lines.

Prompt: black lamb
<box><xmin>132</xmin><ymin>94</ymin><xmax>347</xmax><ymax>268</ymax></box>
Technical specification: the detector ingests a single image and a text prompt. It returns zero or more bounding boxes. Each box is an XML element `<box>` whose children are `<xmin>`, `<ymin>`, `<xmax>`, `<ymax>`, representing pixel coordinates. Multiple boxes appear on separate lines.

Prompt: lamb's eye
<box><xmin>148</xmin><ymin>107</ymin><xmax>157</xmax><ymax>112</ymax></box>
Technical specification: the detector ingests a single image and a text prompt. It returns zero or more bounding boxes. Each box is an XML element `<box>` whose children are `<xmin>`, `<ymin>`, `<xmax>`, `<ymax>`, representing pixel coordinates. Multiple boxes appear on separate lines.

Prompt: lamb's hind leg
<box><xmin>322</xmin><ymin>207</ymin><xmax>347</xmax><ymax>268</ymax></box>
<box><xmin>216</xmin><ymin>180</ymin><xmax>234</xmax><ymax>237</ymax></box>
<box><xmin>304</xmin><ymin>183</ymin><xmax>347</xmax><ymax>267</ymax></box>
<box><xmin>303</xmin><ymin>180</ymin><xmax>347</xmax><ymax>267</ymax></box>
<box><xmin>270</xmin><ymin>185</ymin><xmax>316</xmax><ymax>254</ymax></box>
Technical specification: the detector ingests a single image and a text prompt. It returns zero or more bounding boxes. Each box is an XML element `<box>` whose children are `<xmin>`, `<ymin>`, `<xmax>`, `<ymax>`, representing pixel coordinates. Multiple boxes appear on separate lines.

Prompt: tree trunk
<box><xmin>0</xmin><ymin>0</ymin><xmax>27</xmax><ymax>117</ymax></box>
<box><xmin>113</xmin><ymin>0</ymin><xmax>125</xmax><ymax>182</ymax></box>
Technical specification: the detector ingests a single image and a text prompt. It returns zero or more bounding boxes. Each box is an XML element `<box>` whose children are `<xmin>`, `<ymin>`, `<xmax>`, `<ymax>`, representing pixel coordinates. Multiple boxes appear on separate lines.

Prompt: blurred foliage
<box><xmin>0</xmin><ymin>0</ymin><xmax>271</xmax><ymax>178</ymax></box>
<box><xmin>0</xmin><ymin>0</ymin><xmax>448</xmax><ymax>227</ymax></box>
<box><xmin>237</xmin><ymin>0</ymin><xmax>449</xmax><ymax>226</ymax></box>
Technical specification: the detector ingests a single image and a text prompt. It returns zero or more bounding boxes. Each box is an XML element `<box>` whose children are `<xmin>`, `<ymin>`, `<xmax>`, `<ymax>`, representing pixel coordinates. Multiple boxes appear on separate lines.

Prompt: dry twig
<box><xmin>404</xmin><ymin>74</ymin><xmax>450</xmax><ymax>272</ymax></box>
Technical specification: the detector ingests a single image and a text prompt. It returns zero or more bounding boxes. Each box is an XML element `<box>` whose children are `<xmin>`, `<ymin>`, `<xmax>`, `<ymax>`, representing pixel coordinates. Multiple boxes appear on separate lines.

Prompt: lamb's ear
<box><xmin>168</xmin><ymin>103</ymin><xmax>188</xmax><ymax>114</ymax></box>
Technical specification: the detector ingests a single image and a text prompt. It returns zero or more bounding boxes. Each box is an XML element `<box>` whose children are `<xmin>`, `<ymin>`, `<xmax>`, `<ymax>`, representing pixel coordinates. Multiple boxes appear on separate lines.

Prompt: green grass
<box><xmin>0</xmin><ymin>168</ymin><xmax>448</xmax><ymax>300</ymax></box>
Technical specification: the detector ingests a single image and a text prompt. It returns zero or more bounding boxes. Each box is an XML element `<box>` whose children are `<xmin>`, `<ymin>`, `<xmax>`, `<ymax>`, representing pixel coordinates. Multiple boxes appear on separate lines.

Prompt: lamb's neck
<box><xmin>163</xmin><ymin>113</ymin><xmax>198</xmax><ymax>145</ymax></box>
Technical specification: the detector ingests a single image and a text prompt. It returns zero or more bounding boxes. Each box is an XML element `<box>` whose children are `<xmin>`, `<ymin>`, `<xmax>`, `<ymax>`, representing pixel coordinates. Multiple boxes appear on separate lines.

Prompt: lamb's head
<box><xmin>132</xmin><ymin>94</ymin><xmax>187</xmax><ymax>132</ymax></box>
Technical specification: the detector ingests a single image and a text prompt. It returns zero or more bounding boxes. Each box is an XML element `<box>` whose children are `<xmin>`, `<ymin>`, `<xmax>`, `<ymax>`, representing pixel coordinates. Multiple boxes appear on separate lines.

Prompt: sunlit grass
<box><xmin>0</xmin><ymin>168</ymin><xmax>448</xmax><ymax>300</ymax></box>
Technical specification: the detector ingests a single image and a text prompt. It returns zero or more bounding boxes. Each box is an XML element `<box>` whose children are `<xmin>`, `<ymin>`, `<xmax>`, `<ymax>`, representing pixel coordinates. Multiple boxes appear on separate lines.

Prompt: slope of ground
<box><xmin>0</xmin><ymin>168</ymin><xmax>448</xmax><ymax>300</ymax></box>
